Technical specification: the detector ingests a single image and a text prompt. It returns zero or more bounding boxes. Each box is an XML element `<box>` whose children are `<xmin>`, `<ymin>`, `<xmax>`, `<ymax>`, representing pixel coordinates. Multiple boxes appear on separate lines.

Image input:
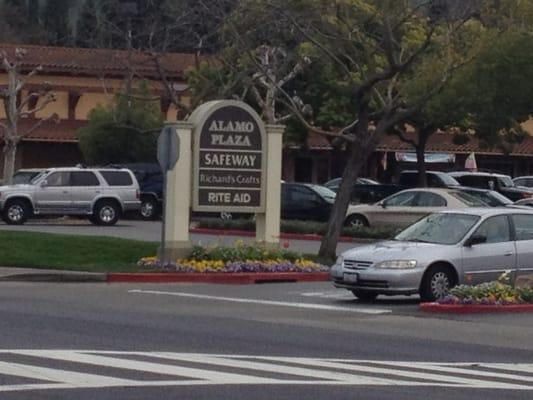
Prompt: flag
<box><xmin>381</xmin><ymin>152</ymin><xmax>387</xmax><ymax>171</ymax></box>
<box><xmin>465</xmin><ymin>152</ymin><xmax>477</xmax><ymax>171</ymax></box>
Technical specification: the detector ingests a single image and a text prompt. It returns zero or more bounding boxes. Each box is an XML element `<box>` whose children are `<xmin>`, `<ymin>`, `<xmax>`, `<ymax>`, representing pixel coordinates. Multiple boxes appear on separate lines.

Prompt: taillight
<box><xmin>136</xmin><ymin>190</ymin><xmax>140</xmax><ymax>200</ymax></box>
<box><xmin>522</xmin><ymin>192</ymin><xmax>533</xmax><ymax>199</ymax></box>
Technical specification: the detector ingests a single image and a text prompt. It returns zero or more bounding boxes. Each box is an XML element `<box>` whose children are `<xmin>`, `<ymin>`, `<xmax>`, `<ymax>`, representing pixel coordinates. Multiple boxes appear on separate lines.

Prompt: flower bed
<box><xmin>438</xmin><ymin>273</ymin><xmax>533</xmax><ymax>306</ymax></box>
<box><xmin>137</xmin><ymin>242</ymin><xmax>328</xmax><ymax>273</ymax></box>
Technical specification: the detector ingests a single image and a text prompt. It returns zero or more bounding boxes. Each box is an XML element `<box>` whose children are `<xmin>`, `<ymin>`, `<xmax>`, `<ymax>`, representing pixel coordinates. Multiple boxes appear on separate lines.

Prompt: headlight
<box><xmin>336</xmin><ymin>255</ymin><xmax>344</xmax><ymax>266</ymax></box>
<box><xmin>374</xmin><ymin>260</ymin><xmax>417</xmax><ymax>269</ymax></box>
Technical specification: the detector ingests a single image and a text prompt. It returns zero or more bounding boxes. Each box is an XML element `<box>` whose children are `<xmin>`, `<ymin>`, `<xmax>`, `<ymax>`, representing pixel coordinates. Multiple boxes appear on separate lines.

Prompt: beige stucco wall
<box><xmin>35</xmin><ymin>91</ymin><xmax>69</xmax><ymax>119</ymax></box>
<box><xmin>76</xmin><ymin>93</ymin><xmax>113</xmax><ymax>120</ymax></box>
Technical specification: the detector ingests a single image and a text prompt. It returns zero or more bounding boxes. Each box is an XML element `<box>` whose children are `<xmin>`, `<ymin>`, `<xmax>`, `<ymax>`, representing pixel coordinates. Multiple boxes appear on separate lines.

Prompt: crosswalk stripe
<box><xmin>129</xmin><ymin>290</ymin><xmax>392</xmax><ymax>315</ymax></box>
<box><xmin>0</xmin><ymin>351</ymin><xmax>530</xmax><ymax>392</ymax></box>
<box><xmin>148</xmin><ymin>353</ymin><xmax>401</xmax><ymax>386</ymax></box>
<box><xmin>10</xmin><ymin>350</ymin><xmax>280</xmax><ymax>384</ymax></box>
<box><xmin>261</xmin><ymin>357</ymin><xmax>533</xmax><ymax>390</ymax></box>
<box><xmin>0</xmin><ymin>360</ymin><xmax>134</xmax><ymax>387</ymax></box>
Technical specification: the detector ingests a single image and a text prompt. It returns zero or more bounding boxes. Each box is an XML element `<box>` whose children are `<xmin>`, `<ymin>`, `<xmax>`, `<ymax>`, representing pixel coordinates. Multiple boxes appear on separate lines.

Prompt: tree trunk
<box><xmin>318</xmin><ymin>140</ymin><xmax>367</xmax><ymax>263</ymax></box>
<box><xmin>2</xmin><ymin>141</ymin><xmax>17</xmax><ymax>185</ymax></box>
<box><xmin>416</xmin><ymin>143</ymin><xmax>427</xmax><ymax>187</ymax></box>
<box><xmin>416</xmin><ymin>129</ymin><xmax>430</xmax><ymax>187</ymax></box>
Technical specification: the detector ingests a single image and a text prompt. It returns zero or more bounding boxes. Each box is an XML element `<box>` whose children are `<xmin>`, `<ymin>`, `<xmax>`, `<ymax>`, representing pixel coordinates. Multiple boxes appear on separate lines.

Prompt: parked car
<box><xmin>323</xmin><ymin>171</ymin><xmax>461</xmax><ymax>206</ymax></box>
<box><xmin>455</xmin><ymin>187</ymin><xmax>513</xmax><ymax>207</ymax></box>
<box><xmin>324</xmin><ymin>177</ymin><xmax>379</xmax><ymax>192</ymax></box>
<box><xmin>331</xmin><ymin>208</ymin><xmax>533</xmax><ymax>301</ymax></box>
<box><xmin>0</xmin><ymin>167</ymin><xmax>140</xmax><ymax>225</ymax></box>
<box><xmin>12</xmin><ymin>168</ymin><xmax>44</xmax><ymax>185</ymax></box>
<box><xmin>344</xmin><ymin>188</ymin><xmax>486</xmax><ymax>228</ymax></box>
<box><xmin>281</xmin><ymin>183</ymin><xmax>336</xmax><ymax>221</ymax></box>
<box><xmin>397</xmin><ymin>170</ymin><xmax>461</xmax><ymax>188</ymax></box>
<box><xmin>449</xmin><ymin>171</ymin><xmax>533</xmax><ymax>202</ymax></box>
<box><xmin>513</xmin><ymin>176</ymin><xmax>533</xmax><ymax>188</ymax></box>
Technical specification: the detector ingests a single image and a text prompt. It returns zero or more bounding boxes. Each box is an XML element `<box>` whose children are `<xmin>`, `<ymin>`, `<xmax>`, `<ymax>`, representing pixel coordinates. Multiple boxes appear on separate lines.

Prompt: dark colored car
<box><xmin>449</xmin><ymin>172</ymin><xmax>533</xmax><ymax>202</ymax></box>
<box><xmin>397</xmin><ymin>170</ymin><xmax>461</xmax><ymax>188</ymax></box>
<box><xmin>281</xmin><ymin>183</ymin><xmax>336</xmax><ymax>221</ymax></box>
<box><xmin>324</xmin><ymin>177</ymin><xmax>379</xmax><ymax>191</ymax></box>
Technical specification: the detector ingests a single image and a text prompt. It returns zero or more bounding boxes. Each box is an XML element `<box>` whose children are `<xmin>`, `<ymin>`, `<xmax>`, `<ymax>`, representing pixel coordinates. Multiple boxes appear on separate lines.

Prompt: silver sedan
<box><xmin>331</xmin><ymin>208</ymin><xmax>533</xmax><ymax>302</ymax></box>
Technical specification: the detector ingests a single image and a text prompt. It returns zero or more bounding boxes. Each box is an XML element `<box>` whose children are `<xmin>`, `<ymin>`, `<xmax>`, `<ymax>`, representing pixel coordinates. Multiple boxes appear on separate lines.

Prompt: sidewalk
<box><xmin>0</xmin><ymin>267</ymin><xmax>106</xmax><ymax>283</ymax></box>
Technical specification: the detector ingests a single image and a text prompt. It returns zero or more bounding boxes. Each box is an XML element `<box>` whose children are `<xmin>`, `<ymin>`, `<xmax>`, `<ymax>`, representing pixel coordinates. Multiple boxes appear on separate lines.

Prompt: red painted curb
<box><xmin>189</xmin><ymin>228</ymin><xmax>374</xmax><ymax>243</ymax></box>
<box><xmin>107</xmin><ymin>272</ymin><xmax>330</xmax><ymax>284</ymax></box>
<box><xmin>420</xmin><ymin>302</ymin><xmax>533</xmax><ymax>314</ymax></box>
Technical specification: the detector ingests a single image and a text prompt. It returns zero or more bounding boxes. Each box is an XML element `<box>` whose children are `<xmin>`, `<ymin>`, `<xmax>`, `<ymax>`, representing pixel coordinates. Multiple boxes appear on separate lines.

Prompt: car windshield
<box><xmin>449</xmin><ymin>191</ymin><xmax>490</xmax><ymax>207</ymax></box>
<box><xmin>395</xmin><ymin>213</ymin><xmax>481</xmax><ymax>245</ymax></box>
<box><xmin>12</xmin><ymin>172</ymin><xmax>38</xmax><ymax>184</ymax></box>
<box><xmin>310</xmin><ymin>185</ymin><xmax>337</xmax><ymax>202</ymax></box>
<box><xmin>497</xmin><ymin>176</ymin><xmax>515</xmax><ymax>188</ymax></box>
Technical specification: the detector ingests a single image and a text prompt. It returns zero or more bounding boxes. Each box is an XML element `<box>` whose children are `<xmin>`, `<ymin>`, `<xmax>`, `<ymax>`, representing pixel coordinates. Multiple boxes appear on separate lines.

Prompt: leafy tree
<box><xmin>78</xmin><ymin>82</ymin><xmax>163</xmax><ymax>165</ymax></box>
<box><xmin>196</xmin><ymin>0</ymin><xmax>483</xmax><ymax>260</ymax></box>
<box><xmin>42</xmin><ymin>0</ymin><xmax>72</xmax><ymax>46</ymax></box>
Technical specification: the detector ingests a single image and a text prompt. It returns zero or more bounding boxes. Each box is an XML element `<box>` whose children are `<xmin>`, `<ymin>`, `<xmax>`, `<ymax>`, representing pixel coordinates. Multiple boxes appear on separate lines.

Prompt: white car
<box><xmin>344</xmin><ymin>188</ymin><xmax>486</xmax><ymax>228</ymax></box>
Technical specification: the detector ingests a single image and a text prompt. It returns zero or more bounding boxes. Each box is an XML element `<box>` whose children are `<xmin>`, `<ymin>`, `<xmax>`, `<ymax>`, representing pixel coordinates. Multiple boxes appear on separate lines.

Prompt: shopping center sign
<box><xmin>190</xmin><ymin>100</ymin><xmax>266</xmax><ymax>213</ymax></box>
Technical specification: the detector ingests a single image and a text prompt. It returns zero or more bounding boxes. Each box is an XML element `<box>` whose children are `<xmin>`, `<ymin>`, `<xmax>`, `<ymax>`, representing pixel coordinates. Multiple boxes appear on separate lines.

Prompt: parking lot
<box><xmin>0</xmin><ymin>219</ymin><xmax>359</xmax><ymax>255</ymax></box>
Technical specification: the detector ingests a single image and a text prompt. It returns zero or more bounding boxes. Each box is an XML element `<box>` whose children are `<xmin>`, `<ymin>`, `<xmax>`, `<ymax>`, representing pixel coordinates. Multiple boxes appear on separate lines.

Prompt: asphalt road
<box><xmin>0</xmin><ymin>281</ymin><xmax>532</xmax><ymax>399</ymax></box>
<box><xmin>0</xmin><ymin>219</ymin><xmax>359</xmax><ymax>254</ymax></box>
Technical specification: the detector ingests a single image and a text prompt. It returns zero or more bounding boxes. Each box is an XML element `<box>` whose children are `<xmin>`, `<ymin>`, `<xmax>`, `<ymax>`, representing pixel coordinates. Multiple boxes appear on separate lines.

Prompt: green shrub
<box><xmin>195</xmin><ymin>218</ymin><xmax>396</xmax><ymax>240</ymax></box>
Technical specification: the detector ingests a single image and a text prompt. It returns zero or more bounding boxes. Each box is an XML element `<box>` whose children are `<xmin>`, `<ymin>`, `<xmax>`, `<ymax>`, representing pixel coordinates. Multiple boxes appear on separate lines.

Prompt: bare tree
<box><xmin>0</xmin><ymin>48</ymin><xmax>57</xmax><ymax>184</ymax></box>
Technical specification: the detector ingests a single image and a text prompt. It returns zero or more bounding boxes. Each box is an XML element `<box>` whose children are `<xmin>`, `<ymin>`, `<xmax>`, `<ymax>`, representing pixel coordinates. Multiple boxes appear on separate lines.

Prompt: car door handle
<box><xmin>62</xmin><ymin>191</ymin><xmax>69</xmax><ymax>194</ymax></box>
<box><xmin>504</xmin><ymin>252</ymin><xmax>513</xmax><ymax>256</ymax></box>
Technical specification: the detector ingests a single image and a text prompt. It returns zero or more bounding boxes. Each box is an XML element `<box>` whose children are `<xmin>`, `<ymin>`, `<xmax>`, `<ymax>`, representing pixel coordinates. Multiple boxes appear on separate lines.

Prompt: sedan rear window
<box><xmin>100</xmin><ymin>171</ymin><xmax>133</xmax><ymax>186</ymax></box>
<box><xmin>449</xmin><ymin>191</ymin><xmax>488</xmax><ymax>207</ymax></box>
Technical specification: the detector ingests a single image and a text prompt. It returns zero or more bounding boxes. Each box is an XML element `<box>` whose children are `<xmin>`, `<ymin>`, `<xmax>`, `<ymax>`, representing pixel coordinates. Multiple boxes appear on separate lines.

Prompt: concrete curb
<box><xmin>0</xmin><ymin>272</ymin><xmax>107</xmax><ymax>283</ymax></box>
<box><xmin>107</xmin><ymin>272</ymin><xmax>330</xmax><ymax>284</ymax></box>
<box><xmin>420</xmin><ymin>302</ymin><xmax>533</xmax><ymax>314</ymax></box>
<box><xmin>190</xmin><ymin>228</ymin><xmax>377</xmax><ymax>243</ymax></box>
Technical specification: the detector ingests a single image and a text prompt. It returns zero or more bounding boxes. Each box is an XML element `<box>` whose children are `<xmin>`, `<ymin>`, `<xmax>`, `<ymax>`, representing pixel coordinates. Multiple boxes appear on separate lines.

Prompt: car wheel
<box><xmin>140</xmin><ymin>197</ymin><xmax>158</xmax><ymax>220</ymax></box>
<box><xmin>351</xmin><ymin>290</ymin><xmax>378</xmax><ymax>302</ymax></box>
<box><xmin>2</xmin><ymin>199</ymin><xmax>30</xmax><ymax>225</ymax></box>
<box><xmin>345</xmin><ymin>214</ymin><xmax>369</xmax><ymax>228</ymax></box>
<box><xmin>420</xmin><ymin>265</ymin><xmax>455</xmax><ymax>302</ymax></box>
<box><xmin>93</xmin><ymin>200</ymin><xmax>121</xmax><ymax>226</ymax></box>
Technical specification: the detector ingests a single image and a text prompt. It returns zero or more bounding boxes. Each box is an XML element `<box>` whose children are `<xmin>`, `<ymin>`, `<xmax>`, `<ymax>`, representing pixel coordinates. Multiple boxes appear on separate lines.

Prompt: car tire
<box><xmin>92</xmin><ymin>200</ymin><xmax>121</xmax><ymax>226</ymax></box>
<box><xmin>420</xmin><ymin>265</ymin><xmax>455</xmax><ymax>302</ymax></box>
<box><xmin>2</xmin><ymin>199</ymin><xmax>30</xmax><ymax>225</ymax></box>
<box><xmin>351</xmin><ymin>290</ymin><xmax>378</xmax><ymax>302</ymax></box>
<box><xmin>140</xmin><ymin>197</ymin><xmax>159</xmax><ymax>220</ymax></box>
<box><xmin>345</xmin><ymin>214</ymin><xmax>369</xmax><ymax>228</ymax></box>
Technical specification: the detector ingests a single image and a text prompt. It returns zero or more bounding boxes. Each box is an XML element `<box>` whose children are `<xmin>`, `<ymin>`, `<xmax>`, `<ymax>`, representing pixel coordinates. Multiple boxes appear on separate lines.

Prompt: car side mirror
<box><xmin>465</xmin><ymin>234</ymin><xmax>487</xmax><ymax>247</ymax></box>
<box><xmin>39</xmin><ymin>180</ymin><xmax>48</xmax><ymax>187</ymax></box>
<box><xmin>380</xmin><ymin>202</ymin><xmax>387</xmax><ymax>209</ymax></box>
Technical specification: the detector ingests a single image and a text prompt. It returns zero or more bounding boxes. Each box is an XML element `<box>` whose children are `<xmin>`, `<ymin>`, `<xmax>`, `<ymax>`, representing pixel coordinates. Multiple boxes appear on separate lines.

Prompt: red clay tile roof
<box><xmin>378</xmin><ymin>131</ymin><xmax>533</xmax><ymax>157</ymax></box>
<box><xmin>17</xmin><ymin>118</ymin><xmax>83</xmax><ymax>143</ymax></box>
<box><xmin>0</xmin><ymin>43</ymin><xmax>197</xmax><ymax>79</ymax></box>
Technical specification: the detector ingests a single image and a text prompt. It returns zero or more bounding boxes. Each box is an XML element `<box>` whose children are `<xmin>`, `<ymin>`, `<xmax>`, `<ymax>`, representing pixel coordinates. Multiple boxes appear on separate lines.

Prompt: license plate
<box><xmin>343</xmin><ymin>273</ymin><xmax>358</xmax><ymax>283</ymax></box>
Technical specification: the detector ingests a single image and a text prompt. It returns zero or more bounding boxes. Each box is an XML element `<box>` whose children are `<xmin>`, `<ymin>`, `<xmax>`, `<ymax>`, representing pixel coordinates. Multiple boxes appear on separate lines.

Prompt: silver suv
<box><xmin>0</xmin><ymin>167</ymin><xmax>140</xmax><ymax>226</ymax></box>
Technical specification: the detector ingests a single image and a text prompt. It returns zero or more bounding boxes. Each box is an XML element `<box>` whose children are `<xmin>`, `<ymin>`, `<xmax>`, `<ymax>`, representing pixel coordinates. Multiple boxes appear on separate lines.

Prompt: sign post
<box><xmin>157</xmin><ymin>125</ymin><xmax>179</xmax><ymax>263</ymax></box>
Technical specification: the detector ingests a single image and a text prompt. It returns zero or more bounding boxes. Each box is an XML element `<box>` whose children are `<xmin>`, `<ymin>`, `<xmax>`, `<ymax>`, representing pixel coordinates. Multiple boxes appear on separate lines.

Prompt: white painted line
<box><xmin>128</xmin><ymin>290</ymin><xmax>392</xmax><ymax>315</ymax></box>
<box><xmin>11</xmin><ymin>350</ymin><xmax>279</xmax><ymax>384</ymax></box>
<box><xmin>147</xmin><ymin>353</ymin><xmax>401</xmax><ymax>386</ymax></box>
<box><xmin>0</xmin><ymin>360</ymin><xmax>135</xmax><ymax>387</ymax></box>
<box><xmin>263</xmin><ymin>357</ymin><xmax>533</xmax><ymax>390</ymax></box>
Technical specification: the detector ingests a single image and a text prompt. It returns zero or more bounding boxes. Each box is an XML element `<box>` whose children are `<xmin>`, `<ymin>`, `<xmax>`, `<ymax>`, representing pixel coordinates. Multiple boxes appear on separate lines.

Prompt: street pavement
<box><xmin>0</xmin><ymin>280</ymin><xmax>532</xmax><ymax>399</ymax></box>
<box><xmin>0</xmin><ymin>219</ymin><xmax>360</xmax><ymax>254</ymax></box>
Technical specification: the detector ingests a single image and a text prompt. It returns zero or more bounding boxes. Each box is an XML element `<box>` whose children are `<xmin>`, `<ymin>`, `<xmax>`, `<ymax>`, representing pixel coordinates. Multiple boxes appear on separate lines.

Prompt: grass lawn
<box><xmin>0</xmin><ymin>231</ymin><xmax>158</xmax><ymax>272</ymax></box>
